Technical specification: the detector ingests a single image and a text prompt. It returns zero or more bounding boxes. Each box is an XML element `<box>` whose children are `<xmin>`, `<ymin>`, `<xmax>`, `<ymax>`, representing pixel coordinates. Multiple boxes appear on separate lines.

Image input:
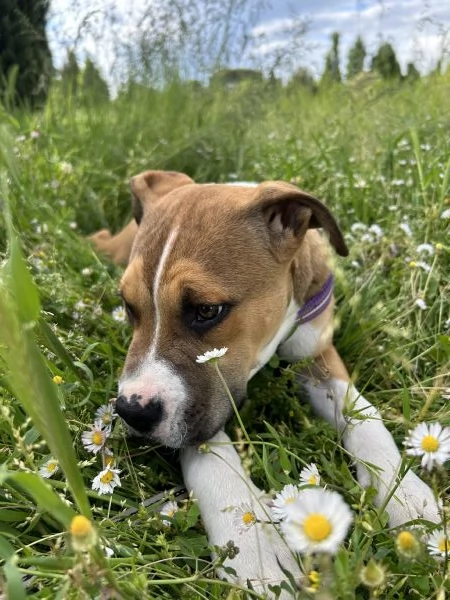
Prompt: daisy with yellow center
<box><xmin>92</xmin><ymin>465</ymin><xmax>121</xmax><ymax>495</ymax></box>
<box><xmin>233</xmin><ymin>502</ymin><xmax>257</xmax><ymax>534</ymax></box>
<box><xmin>281</xmin><ymin>488</ymin><xmax>353</xmax><ymax>554</ymax></box>
<box><xmin>81</xmin><ymin>420</ymin><xmax>109</xmax><ymax>454</ymax></box>
<box><xmin>272</xmin><ymin>483</ymin><xmax>301</xmax><ymax>520</ymax></box>
<box><xmin>299</xmin><ymin>463</ymin><xmax>321</xmax><ymax>487</ymax></box>
<box><xmin>95</xmin><ymin>403</ymin><xmax>116</xmax><ymax>427</ymax></box>
<box><xmin>404</xmin><ymin>422</ymin><xmax>450</xmax><ymax>470</ymax></box>
<box><xmin>395</xmin><ymin>530</ymin><xmax>420</xmax><ymax>558</ymax></box>
<box><xmin>160</xmin><ymin>500</ymin><xmax>179</xmax><ymax>526</ymax></box>
<box><xmin>39</xmin><ymin>458</ymin><xmax>59</xmax><ymax>479</ymax></box>
<box><xmin>69</xmin><ymin>515</ymin><xmax>97</xmax><ymax>552</ymax></box>
<box><xmin>427</xmin><ymin>529</ymin><xmax>449</xmax><ymax>559</ymax></box>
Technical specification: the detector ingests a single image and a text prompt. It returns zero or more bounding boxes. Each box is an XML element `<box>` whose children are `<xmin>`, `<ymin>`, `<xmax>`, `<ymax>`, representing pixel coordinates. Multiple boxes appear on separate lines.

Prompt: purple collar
<box><xmin>295</xmin><ymin>274</ymin><xmax>334</xmax><ymax>325</ymax></box>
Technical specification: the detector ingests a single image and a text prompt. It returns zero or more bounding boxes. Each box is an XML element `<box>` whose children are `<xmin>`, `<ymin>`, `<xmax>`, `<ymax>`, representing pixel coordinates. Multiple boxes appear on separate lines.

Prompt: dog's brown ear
<box><xmin>253</xmin><ymin>181</ymin><xmax>348</xmax><ymax>259</ymax></box>
<box><xmin>130</xmin><ymin>170</ymin><xmax>194</xmax><ymax>224</ymax></box>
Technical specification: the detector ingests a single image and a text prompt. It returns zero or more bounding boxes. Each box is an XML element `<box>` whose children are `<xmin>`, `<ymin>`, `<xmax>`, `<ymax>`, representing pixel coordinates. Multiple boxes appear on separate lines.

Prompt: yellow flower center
<box><xmin>396</xmin><ymin>531</ymin><xmax>416</xmax><ymax>550</ymax></box>
<box><xmin>100</xmin><ymin>470</ymin><xmax>114</xmax><ymax>484</ymax></box>
<box><xmin>303</xmin><ymin>513</ymin><xmax>332</xmax><ymax>541</ymax></box>
<box><xmin>70</xmin><ymin>515</ymin><xmax>93</xmax><ymax>537</ymax></box>
<box><xmin>421</xmin><ymin>435</ymin><xmax>439</xmax><ymax>452</ymax></box>
<box><xmin>308</xmin><ymin>475</ymin><xmax>318</xmax><ymax>485</ymax></box>
<box><xmin>52</xmin><ymin>375</ymin><xmax>63</xmax><ymax>385</ymax></box>
<box><xmin>105</xmin><ymin>454</ymin><xmax>115</xmax><ymax>467</ymax></box>
<box><xmin>308</xmin><ymin>570</ymin><xmax>320</xmax><ymax>585</ymax></box>
<box><xmin>242</xmin><ymin>511</ymin><xmax>256</xmax><ymax>526</ymax></box>
<box><xmin>91</xmin><ymin>431</ymin><xmax>104</xmax><ymax>445</ymax></box>
<box><xmin>47</xmin><ymin>461</ymin><xmax>58</xmax><ymax>472</ymax></box>
<box><xmin>102</xmin><ymin>414</ymin><xmax>112</xmax><ymax>424</ymax></box>
<box><xmin>438</xmin><ymin>538</ymin><xmax>449</xmax><ymax>553</ymax></box>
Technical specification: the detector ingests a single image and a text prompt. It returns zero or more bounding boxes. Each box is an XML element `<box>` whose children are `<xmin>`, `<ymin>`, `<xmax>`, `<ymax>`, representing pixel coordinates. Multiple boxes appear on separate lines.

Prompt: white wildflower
<box><xmin>39</xmin><ymin>458</ymin><xmax>59</xmax><ymax>479</ymax></box>
<box><xmin>92</xmin><ymin>466</ymin><xmax>121</xmax><ymax>495</ymax></box>
<box><xmin>399</xmin><ymin>222</ymin><xmax>413</xmax><ymax>237</ymax></box>
<box><xmin>414</xmin><ymin>298</ymin><xmax>427</xmax><ymax>310</ymax></box>
<box><xmin>416</xmin><ymin>243</ymin><xmax>434</xmax><ymax>256</ymax></box>
<box><xmin>427</xmin><ymin>529</ymin><xmax>449</xmax><ymax>559</ymax></box>
<box><xmin>112</xmin><ymin>306</ymin><xmax>127</xmax><ymax>322</ymax></box>
<box><xmin>81</xmin><ymin>420</ymin><xmax>109</xmax><ymax>454</ymax></box>
<box><xmin>404</xmin><ymin>422</ymin><xmax>450</xmax><ymax>471</ymax></box>
<box><xmin>281</xmin><ymin>488</ymin><xmax>353</xmax><ymax>555</ymax></box>
<box><xmin>160</xmin><ymin>500</ymin><xmax>179</xmax><ymax>526</ymax></box>
<box><xmin>196</xmin><ymin>347</ymin><xmax>228</xmax><ymax>363</ymax></box>
<box><xmin>272</xmin><ymin>484</ymin><xmax>301</xmax><ymax>520</ymax></box>
<box><xmin>233</xmin><ymin>503</ymin><xmax>257</xmax><ymax>533</ymax></box>
<box><xmin>299</xmin><ymin>463</ymin><xmax>321</xmax><ymax>487</ymax></box>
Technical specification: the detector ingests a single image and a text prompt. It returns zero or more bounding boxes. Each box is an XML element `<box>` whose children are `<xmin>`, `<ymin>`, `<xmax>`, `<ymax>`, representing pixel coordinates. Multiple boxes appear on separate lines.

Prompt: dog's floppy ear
<box><xmin>130</xmin><ymin>170</ymin><xmax>194</xmax><ymax>224</ymax></box>
<box><xmin>252</xmin><ymin>181</ymin><xmax>348</xmax><ymax>259</ymax></box>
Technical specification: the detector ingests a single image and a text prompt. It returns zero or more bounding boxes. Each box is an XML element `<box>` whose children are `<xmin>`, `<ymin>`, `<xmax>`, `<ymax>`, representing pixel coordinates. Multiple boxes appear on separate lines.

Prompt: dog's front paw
<box><xmin>219</xmin><ymin>522</ymin><xmax>300</xmax><ymax>599</ymax></box>
<box><xmin>386</xmin><ymin>470</ymin><xmax>441</xmax><ymax>527</ymax></box>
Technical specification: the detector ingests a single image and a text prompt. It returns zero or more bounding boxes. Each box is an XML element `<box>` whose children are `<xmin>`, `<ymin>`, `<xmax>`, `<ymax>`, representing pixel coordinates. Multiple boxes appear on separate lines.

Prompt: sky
<box><xmin>47</xmin><ymin>0</ymin><xmax>450</xmax><ymax>85</ymax></box>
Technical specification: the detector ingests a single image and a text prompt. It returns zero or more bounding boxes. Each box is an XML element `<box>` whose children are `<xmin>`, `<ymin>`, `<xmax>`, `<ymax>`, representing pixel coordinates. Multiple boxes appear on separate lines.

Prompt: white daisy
<box><xmin>399</xmin><ymin>222</ymin><xmax>413</xmax><ymax>237</ymax></box>
<box><xmin>416</xmin><ymin>260</ymin><xmax>431</xmax><ymax>273</ymax></box>
<box><xmin>281</xmin><ymin>488</ymin><xmax>353</xmax><ymax>555</ymax></box>
<box><xmin>272</xmin><ymin>484</ymin><xmax>301</xmax><ymax>520</ymax></box>
<box><xmin>350</xmin><ymin>222</ymin><xmax>367</xmax><ymax>234</ymax></box>
<box><xmin>404</xmin><ymin>422</ymin><xmax>450</xmax><ymax>470</ymax></box>
<box><xmin>196</xmin><ymin>347</ymin><xmax>228</xmax><ymax>363</ymax></box>
<box><xmin>414</xmin><ymin>298</ymin><xmax>427</xmax><ymax>311</ymax></box>
<box><xmin>81</xmin><ymin>267</ymin><xmax>93</xmax><ymax>277</ymax></box>
<box><xmin>81</xmin><ymin>420</ymin><xmax>109</xmax><ymax>454</ymax></box>
<box><xmin>427</xmin><ymin>529</ymin><xmax>449</xmax><ymax>559</ymax></box>
<box><xmin>160</xmin><ymin>500</ymin><xmax>179</xmax><ymax>526</ymax></box>
<box><xmin>39</xmin><ymin>458</ymin><xmax>59</xmax><ymax>479</ymax></box>
<box><xmin>92</xmin><ymin>466</ymin><xmax>121</xmax><ymax>495</ymax></box>
<box><xmin>299</xmin><ymin>463</ymin><xmax>321</xmax><ymax>487</ymax></box>
<box><xmin>416</xmin><ymin>243</ymin><xmax>434</xmax><ymax>256</ymax></box>
<box><xmin>112</xmin><ymin>306</ymin><xmax>127</xmax><ymax>322</ymax></box>
<box><xmin>95</xmin><ymin>403</ymin><xmax>116</xmax><ymax>427</ymax></box>
<box><xmin>368</xmin><ymin>224</ymin><xmax>383</xmax><ymax>239</ymax></box>
<box><xmin>59</xmin><ymin>161</ymin><xmax>73</xmax><ymax>174</ymax></box>
<box><xmin>441</xmin><ymin>208</ymin><xmax>450</xmax><ymax>219</ymax></box>
<box><xmin>233</xmin><ymin>502</ymin><xmax>257</xmax><ymax>534</ymax></box>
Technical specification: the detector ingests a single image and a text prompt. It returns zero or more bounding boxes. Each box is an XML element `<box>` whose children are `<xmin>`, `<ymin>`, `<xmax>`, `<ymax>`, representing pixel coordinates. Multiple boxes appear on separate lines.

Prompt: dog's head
<box><xmin>115</xmin><ymin>170</ymin><xmax>348</xmax><ymax>447</ymax></box>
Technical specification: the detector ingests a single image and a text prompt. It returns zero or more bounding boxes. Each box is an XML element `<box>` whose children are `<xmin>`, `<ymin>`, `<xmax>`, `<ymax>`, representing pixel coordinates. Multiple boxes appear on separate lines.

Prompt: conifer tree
<box><xmin>321</xmin><ymin>32</ymin><xmax>342</xmax><ymax>86</ymax></box>
<box><xmin>371</xmin><ymin>42</ymin><xmax>402</xmax><ymax>80</ymax></box>
<box><xmin>60</xmin><ymin>50</ymin><xmax>80</xmax><ymax>97</ymax></box>
<box><xmin>82</xmin><ymin>58</ymin><xmax>109</xmax><ymax>102</ymax></box>
<box><xmin>0</xmin><ymin>0</ymin><xmax>53</xmax><ymax>107</ymax></box>
<box><xmin>347</xmin><ymin>36</ymin><xmax>366</xmax><ymax>79</ymax></box>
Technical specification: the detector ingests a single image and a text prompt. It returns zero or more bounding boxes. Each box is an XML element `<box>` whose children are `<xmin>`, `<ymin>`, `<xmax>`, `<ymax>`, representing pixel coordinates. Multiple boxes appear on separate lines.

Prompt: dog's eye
<box><xmin>196</xmin><ymin>304</ymin><xmax>223</xmax><ymax>322</ymax></box>
<box><xmin>124</xmin><ymin>301</ymin><xmax>136</xmax><ymax>325</ymax></box>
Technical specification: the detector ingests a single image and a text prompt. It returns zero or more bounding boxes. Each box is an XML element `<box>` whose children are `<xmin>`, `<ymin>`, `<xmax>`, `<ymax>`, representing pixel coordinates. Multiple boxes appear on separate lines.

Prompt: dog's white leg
<box><xmin>180</xmin><ymin>430</ymin><xmax>300</xmax><ymax>598</ymax></box>
<box><xmin>296</xmin><ymin>345</ymin><xmax>440</xmax><ymax>527</ymax></box>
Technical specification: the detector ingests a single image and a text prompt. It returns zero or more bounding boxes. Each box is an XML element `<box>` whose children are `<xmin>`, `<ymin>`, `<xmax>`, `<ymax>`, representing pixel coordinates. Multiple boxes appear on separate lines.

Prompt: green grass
<box><xmin>0</xmin><ymin>72</ymin><xmax>449</xmax><ymax>598</ymax></box>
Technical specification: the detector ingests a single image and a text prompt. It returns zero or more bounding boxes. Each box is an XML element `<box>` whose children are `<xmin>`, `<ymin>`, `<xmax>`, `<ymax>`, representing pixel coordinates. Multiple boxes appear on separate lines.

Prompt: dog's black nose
<box><xmin>115</xmin><ymin>394</ymin><xmax>163</xmax><ymax>432</ymax></box>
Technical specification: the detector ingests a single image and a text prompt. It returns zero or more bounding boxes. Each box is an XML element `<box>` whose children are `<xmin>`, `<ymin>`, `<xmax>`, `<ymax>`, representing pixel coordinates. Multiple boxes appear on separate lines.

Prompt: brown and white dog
<box><xmin>90</xmin><ymin>170</ymin><xmax>439</xmax><ymax>596</ymax></box>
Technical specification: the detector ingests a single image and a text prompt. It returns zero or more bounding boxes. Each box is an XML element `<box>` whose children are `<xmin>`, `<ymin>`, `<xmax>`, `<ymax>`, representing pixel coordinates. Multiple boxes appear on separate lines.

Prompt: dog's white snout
<box><xmin>117</xmin><ymin>359</ymin><xmax>188</xmax><ymax>446</ymax></box>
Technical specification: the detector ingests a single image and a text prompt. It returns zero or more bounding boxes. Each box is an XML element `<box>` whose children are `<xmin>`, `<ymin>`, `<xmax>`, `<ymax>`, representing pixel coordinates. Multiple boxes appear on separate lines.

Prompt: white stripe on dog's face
<box><xmin>148</xmin><ymin>227</ymin><xmax>179</xmax><ymax>359</ymax></box>
<box><xmin>118</xmin><ymin>227</ymin><xmax>190</xmax><ymax>447</ymax></box>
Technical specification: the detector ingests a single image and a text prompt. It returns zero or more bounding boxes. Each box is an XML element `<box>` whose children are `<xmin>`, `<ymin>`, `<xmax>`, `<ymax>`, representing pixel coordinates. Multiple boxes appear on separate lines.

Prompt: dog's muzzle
<box><xmin>115</xmin><ymin>394</ymin><xmax>164</xmax><ymax>434</ymax></box>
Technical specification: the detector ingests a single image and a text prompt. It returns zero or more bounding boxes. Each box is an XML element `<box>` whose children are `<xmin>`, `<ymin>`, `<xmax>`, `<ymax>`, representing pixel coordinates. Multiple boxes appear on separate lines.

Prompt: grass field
<box><xmin>0</xmin><ymin>71</ymin><xmax>449</xmax><ymax>598</ymax></box>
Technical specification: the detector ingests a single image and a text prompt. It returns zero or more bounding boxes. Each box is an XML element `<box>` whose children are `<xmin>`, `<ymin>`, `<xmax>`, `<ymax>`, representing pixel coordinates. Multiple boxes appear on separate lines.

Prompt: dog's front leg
<box><xmin>296</xmin><ymin>345</ymin><xmax>440</xmax><ymax>527</ymax></box>
<box><xmin>180</xmin><ymin>430</ymin><xmax>300</xmax><ymax>598</ymax></box>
